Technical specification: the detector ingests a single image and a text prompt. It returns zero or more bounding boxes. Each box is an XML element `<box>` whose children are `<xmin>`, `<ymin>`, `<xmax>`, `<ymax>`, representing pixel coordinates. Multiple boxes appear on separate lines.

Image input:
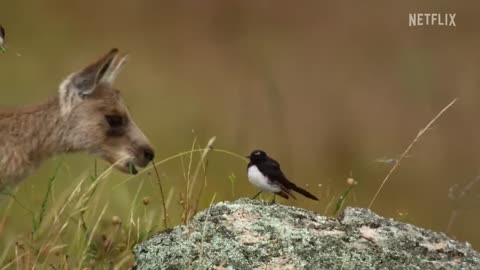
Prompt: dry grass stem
<box><xmin>368</xmin><ymin>98</ymin><xmax>458</xmax><ymax>209</ymax></box>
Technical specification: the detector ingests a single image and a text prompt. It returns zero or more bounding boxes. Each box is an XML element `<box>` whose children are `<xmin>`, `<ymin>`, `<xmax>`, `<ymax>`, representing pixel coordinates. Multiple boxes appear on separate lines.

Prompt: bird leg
<box><xmin>270</xmin><ymin>194</ymin><xmax>276</xmax><ymax>204</ymax></box>
<box><xmin>252</xmin><ymin>191</ymin><xmax>262</xmax><ymax>200</ymax></box>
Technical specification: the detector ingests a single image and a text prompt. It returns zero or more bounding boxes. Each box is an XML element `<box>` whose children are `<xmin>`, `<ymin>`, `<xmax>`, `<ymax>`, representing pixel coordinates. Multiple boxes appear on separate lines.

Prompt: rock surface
<box><xmin>133</xmin><ymin>198</ymin><xmax>480</xmax><ymax>270</ymax></box>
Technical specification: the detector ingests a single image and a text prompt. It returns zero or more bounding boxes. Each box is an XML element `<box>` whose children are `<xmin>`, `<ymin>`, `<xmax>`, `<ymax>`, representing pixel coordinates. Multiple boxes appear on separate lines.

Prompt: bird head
<box><xmin>247</xmin><ymin>150</ymin><xmax>268</xmax><ymax>163</ymax></box>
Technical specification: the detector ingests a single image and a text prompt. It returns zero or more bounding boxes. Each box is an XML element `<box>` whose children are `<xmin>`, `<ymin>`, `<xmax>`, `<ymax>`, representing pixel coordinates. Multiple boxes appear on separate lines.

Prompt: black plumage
<box><xmin>247</xmin><ymin>150</ymin><xmax>318</xmax><ymax>201</ymax></box>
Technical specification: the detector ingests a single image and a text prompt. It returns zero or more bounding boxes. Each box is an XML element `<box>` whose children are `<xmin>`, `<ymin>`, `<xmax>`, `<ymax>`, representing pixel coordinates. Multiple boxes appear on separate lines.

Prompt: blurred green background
<box><xmin>1</xmin><ymin>0</ymin><xmax>480</xmax><ymax>251</ymax></box>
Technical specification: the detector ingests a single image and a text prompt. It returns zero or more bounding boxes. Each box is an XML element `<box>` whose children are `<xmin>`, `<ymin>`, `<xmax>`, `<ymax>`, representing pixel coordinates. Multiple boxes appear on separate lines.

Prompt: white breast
<box><xmin>247</xmin><ymin>165</ymin><xmax>281</xmax><ymax>193</ymax></box>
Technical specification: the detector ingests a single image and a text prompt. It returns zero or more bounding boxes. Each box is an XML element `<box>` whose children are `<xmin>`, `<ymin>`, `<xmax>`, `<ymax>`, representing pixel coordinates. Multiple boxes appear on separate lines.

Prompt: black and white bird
<box><xmin>246</xmin><ymin>150</ymin><xmax>318</xmax><ymax>203</ymax></box>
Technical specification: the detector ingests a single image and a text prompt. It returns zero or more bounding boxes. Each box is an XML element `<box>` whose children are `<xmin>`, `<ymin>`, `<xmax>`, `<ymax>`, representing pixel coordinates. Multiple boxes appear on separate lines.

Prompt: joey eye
<box><xmin>105</xmin><ymin>115</ymin><xmax>125</xmax><ymax>128</ymax></box>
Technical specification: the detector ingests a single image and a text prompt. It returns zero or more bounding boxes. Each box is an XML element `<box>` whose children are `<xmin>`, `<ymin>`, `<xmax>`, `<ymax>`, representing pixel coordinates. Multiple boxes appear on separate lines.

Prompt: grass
<box><xmin>33</xmin><ymin>159</ymin><xmax>63</xmax><ymax>234</ymax></box>
<box><xmin>447</xmin><ymin>175</ymin><xmax>480</xmax><ymax>233</ymax></box>
<box><xmin>0</xmin><ymin>136</ymin><xmax>260</xmax><ymax>269</ymax></box>
<box><xmin>333</xmin><ymin>177</ymin><xmax>358</xmax><ymax>216</ymax></box>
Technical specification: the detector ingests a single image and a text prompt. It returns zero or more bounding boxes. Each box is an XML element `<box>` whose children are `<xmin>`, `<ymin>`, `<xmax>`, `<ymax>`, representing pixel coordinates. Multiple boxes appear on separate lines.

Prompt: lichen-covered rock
<box><xmin>133</xmin><ymin>198</ymin><xmax>480</xmax><ymax>270</ymax></box>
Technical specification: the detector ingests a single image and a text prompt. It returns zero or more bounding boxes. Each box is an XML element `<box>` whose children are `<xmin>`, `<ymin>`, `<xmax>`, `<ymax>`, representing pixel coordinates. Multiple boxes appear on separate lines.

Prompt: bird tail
<box><xmin>276</xmin><ymin>191</ymin><xmax>290</xmax><ymax>199</ymax></box>
<box><xmin>291</xmin><ymin>184</ymin><xmax>318</xmax><ymax>201</ymax></box>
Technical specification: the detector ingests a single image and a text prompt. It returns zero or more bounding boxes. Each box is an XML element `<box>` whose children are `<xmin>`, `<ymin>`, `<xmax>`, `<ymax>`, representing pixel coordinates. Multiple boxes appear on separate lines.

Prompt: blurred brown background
<box><xmin>1</xmin><ymin>0</ymin><xmax>480</xmax><ymax>249</ymax></box>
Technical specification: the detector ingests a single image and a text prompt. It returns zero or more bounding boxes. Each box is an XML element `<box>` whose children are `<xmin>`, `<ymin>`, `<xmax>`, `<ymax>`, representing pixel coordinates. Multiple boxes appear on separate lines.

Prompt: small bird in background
<box><xmin>0</xmin><ymin>25</ymin><xmax>6</xmax><ymax>52</ymax></box>
<box><xmin>246</xmin><ymin>150</ymin><xmax>318</xmax><ymax>203</ymax></box>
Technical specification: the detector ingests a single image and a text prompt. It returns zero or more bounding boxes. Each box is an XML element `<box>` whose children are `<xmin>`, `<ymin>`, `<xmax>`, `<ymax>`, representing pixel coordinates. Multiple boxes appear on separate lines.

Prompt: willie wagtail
<box><xmin>246</xmin><ymin>150</ymin><xmax>318</xmax><ymax>203</ymax></box>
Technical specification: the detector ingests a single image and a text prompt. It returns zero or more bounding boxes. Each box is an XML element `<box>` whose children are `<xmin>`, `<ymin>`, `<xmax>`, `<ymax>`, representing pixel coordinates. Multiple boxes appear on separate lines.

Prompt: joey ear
<box><xmin>59</xmin><ymin>48</ymin><xmax>119</xmax><ymax>114</ymax></box>
<box><xmin>101</xmin><ymin>53</ymin><xmax>128</xmax><ymax>85</ymax></box>
<box><xmin>72</xmin><ymin>48</ymin><xmax>119</xmax><ymax>96</ymax></box>
<box><xmin>62</xmin><ymin>48</ymin><xmax>119</xmax><ymax>98</ymax></box>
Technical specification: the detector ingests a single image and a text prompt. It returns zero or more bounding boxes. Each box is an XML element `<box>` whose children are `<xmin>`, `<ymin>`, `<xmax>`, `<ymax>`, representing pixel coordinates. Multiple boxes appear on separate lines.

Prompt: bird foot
<box><xmin>270</xmin><ymin>195</ymin><xmax>276</xmax><ymax>204</ymax></box>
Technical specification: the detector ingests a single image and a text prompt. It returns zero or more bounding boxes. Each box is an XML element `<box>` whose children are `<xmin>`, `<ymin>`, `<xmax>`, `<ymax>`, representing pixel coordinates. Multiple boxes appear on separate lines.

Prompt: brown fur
<box><xmin>0</xmin><ymin>49</ymin><xmax>154</xmax><ymax>192</ymax></box>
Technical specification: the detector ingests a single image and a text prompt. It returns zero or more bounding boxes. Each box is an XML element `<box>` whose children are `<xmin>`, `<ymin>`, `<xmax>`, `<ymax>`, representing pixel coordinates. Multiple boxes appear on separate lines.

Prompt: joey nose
<box><xmin>143</xmin><ymin>147</ymin><xmax>155</xmax><ymax>162</ymax></box>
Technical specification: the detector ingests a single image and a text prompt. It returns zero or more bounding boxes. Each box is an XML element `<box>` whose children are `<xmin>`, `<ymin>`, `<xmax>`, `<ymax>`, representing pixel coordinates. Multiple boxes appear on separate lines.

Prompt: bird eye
<box><xmin>105</xmin><ymin>115</ymin><xmax>125</xmax><ymax>128</ymax></box>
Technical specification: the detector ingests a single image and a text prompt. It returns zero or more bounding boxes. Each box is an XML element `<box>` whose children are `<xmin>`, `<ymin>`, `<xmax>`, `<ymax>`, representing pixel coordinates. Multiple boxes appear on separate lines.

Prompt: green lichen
<box><xmin>134</xmin><ymin>199</ymin><xmax>480</xmax><ymax>269</ymax></box>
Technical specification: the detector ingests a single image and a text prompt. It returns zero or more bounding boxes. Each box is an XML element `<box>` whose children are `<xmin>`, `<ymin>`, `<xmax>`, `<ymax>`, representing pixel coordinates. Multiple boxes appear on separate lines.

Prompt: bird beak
<box><xmin>246</xmin><ymin>155</ymin><xmax>251</xmax><ymax>159</ymax></box>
